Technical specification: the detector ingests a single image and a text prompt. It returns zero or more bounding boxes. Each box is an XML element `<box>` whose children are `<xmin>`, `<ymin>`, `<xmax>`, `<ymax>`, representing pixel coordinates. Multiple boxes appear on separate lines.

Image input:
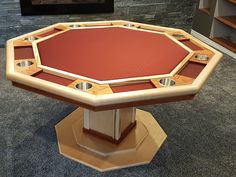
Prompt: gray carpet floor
<box><xmin>0</xmin><ymin>48</ymin><xmax>235</xmax><ymax>177</ymax></box>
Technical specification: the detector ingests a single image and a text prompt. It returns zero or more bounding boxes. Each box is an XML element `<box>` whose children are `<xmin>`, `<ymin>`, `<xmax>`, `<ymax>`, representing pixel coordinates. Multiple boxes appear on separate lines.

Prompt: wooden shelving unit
<box><xmin>198</xmin><ymin>0</ymin><xmax>212</xmax><ymax>16</ymax></box>
<box><xmin>212</xmin><ymin>37</ymin><xmax>236</xmax><ymax>53</ymax></box>
<box><xmin>215</xmin><ymin>16</ymin><xmax>236</xmax><ymax>29</ymax></box>
<box><xmin>227</xmin><ymin>0</ymin><xmax>236</xmax><ymax>5</ymax></box>
<box><xmin>199</xmin><ymin>8</ymin><xmax>211</xmax><ymax>15</ymax></box>
<box><xmin>192</xmin><ymin>0</ymin><xmax>236</xmax><ymax>58</ymax></box>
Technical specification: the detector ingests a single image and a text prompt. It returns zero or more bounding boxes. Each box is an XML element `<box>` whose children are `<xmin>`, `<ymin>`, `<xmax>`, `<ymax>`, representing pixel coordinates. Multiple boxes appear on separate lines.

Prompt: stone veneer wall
<box><xmin>0</xmin><ymin>0</ymin><xmax>198</xmax><ymax>47</ymax></box>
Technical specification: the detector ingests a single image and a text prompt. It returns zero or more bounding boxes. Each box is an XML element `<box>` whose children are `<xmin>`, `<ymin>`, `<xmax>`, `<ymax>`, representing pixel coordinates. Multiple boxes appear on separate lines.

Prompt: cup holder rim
<box><xmin>124</xmin><ymin>23</ymin><xmax>136</xmax><ymax>27</ymax></box>
<box><xmin>194</xmin><ymin>54</ymin><xmax>209</xmax><ymax>61</ymax></box>
<box><xmin>159</xmin><ymin>78</ymin><xmax>176</xmax><ymax>87</ymax></box>
<box><xmin>17</xmin><ymin>60</ymin><xmax>34</xmax><ymax>67</ymax></box>
<box><xmin>69</xmin><ymin>24</ymin><xmax>81</xmax><ymax>28</ymax></box>
<box><xmin>24</xmin><ymin>36</ymin><xmax>39</xmax><ymax>42</ymax></box>
<box><xmin>75</xmin><ymin>82</ymin><xmax>93</xmax><ymax>91</ymax></box>
<box><xmin>172</xmin><ymin>33</ymin><xmax>185</xmax><ymax>38</ymax></box>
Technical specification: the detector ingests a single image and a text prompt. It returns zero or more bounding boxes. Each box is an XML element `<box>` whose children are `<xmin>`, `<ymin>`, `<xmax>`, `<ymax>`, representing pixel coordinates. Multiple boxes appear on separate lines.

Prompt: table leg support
<box><xmin>82</xmin><ymin>107</ymin><xmax>137</xmax><ymax>144</ymax></box>
<box><xmin>55</xmin><ymin>107</ymin><xmax>167</xmax><ymax>172</ymax></box>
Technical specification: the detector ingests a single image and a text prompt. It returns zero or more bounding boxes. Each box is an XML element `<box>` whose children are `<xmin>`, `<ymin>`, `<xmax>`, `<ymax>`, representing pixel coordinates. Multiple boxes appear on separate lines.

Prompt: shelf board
<box><xmin>211</xmin><ymin>37</ymin><xmax>236</xmax><ymax>53</ymax></box>
<box><xmin>199</xmin><ymin>8</ymin><xmax>210</xmax><ymax>15</ymax></box>
<box><xmin>226</xmin><ymin>0</ymin><xmax>236</xmax><ymax>5</ymax></box>
<box><xmin>215</xmin><ymin>16</ymin><xmax>236</xmax><ymax>29</ymax></box>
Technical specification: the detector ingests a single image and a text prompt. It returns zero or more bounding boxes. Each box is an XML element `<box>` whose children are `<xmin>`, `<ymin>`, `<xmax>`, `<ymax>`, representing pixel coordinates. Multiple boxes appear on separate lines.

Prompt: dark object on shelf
<box><xmin>192</xmin><ymin>1</ymin><xmax>217</xmax><ymax>37</ymax></box>
<box><xmin>20</xmin><ymin>0</ymin><xmax>114</xmax><ymax>16</ymax></box>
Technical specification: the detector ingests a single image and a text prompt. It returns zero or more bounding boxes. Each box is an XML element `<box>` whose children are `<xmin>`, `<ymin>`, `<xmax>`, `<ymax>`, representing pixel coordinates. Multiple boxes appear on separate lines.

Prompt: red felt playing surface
<box><xmin>111</xmin><ymin>82</ymin><xmax>156</xmax><ymax>93</ymax></box>
<box><xmin>179</xmin><ymin>62</ymin><xmax>205</xmax><ymax>78</ymax></box>
<box><xmin>181</xmin><ymin>40</ymin><xmax>203</xmax><ymax>51</ymax></box>
<box><xmin>14</xmin><ymin>46</ymin><xmax>35</xmax><ymax>59</ymax></box>
<box><xmin>37</xmin><ymin>27</ymin><xmax>189</xmax><ymax>81</ymax></box>
<box><xmin>33</xmin><ymin>72</ymin><xmax>73</xmax><ymax>86</ymax></box>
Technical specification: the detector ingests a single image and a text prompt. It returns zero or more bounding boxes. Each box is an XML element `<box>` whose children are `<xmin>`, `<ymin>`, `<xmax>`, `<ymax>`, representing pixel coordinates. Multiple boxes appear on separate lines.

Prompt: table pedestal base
<box><xmin>55</xmin><ymin>108</ymin><xmax>167</xmax><ymax>172</ymax></box>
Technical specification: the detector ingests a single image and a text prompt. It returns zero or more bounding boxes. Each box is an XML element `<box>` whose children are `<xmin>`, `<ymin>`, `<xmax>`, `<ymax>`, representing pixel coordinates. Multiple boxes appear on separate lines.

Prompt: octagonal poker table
<box><xmin>6</xmin><ymin>20</ymin><xmax>222</xmax><ymax>172</ymax></box>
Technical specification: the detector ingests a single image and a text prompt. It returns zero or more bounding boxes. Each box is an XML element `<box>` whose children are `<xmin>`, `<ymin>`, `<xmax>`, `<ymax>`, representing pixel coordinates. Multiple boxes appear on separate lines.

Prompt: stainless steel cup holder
<box><xmin>75</xmin><ymin>82</ymin><xmax>93</xmax><ymax>91</ymax></box>
<box><xmin>69</xmin><ymin>24</ymin><xmax>81</xmax><ymax>28</ymax></box>
<box><xmin>17</xmin><ymin>60</ymin><xmax>34</xmax><ymax>67</ymax></box>
<box><xmin>173</xmin><ymin>34</ymin><xmax>185</xmax><ymax>38</ymax></box>
<box><xmin>124</xmin><ymin>23</ymin><xmax>135</xmax><ymax>27</ymax></box>
<box><xmin>24</xmin><ymin>36</ymin><xmax>39</xmax><ymax>42</ymax></box>
<box><xmin>195</xmin><ymin>54</ymin><xmax>209</xmax><ymax>61</ymax></box>
<box><xmin>159</xmin><ymin>78</ymin><xmax>176</xmax><ymax>87</ymax></box>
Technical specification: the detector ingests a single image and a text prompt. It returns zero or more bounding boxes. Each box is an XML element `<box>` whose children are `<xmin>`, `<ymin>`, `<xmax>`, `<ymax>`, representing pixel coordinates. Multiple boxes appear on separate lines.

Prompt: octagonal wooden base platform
<box><xmin>55</xmin><ymin>108</ymin><xmax>167</xmax><ymax>172</ymax></box>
